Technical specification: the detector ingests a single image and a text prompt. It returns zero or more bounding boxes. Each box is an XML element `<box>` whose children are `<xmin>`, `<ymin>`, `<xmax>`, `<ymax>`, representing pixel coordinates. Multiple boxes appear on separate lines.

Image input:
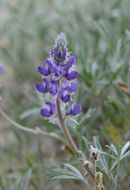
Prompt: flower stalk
<box><xmin>56</xmin><ymin>98</ymin><xmax>79</xmax><ymax>157</ymax></box>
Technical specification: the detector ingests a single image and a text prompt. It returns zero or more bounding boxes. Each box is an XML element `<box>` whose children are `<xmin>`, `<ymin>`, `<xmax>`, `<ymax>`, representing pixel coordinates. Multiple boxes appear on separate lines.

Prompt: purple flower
<box><xmin>58</xmin><ymin>88</ymin><xmax>70</xmax><ymax>103</ymax></box>
<box><xmin>40</xmin><ymin>102</ymin><xmax>56</xmax><ymax>117</ymax></box>
<box><xmin>67</xmin><ymin>54</ymin><xmax>76</xmax><ymax>65</ymax></box>
<box><xmin>70</xmin><ymin>104</ymin><xmax>82</xmax><ymax>116</ymax></box>
<box><xmin>66</xmin><ymin>71</ymin><xmax>78</xmax><ymax>80</ymax></box>
<box><xmin>0</xmin><ymin>66</ymin><xmax>5</xmax><ymax>74</ymax></box>
<box><xmin>36</xmin><ymin>33</ymin><xmax>82</xmax><ymax>119</ymax></box>
<box><xmin>53</xmin><ymin>62</ymin><xmax>62</xmax><ymax>77</ymax></box>
<box><xmin>51</xmin><ymin>49</ymin><xmax>67</xmax><ymax>62</ymax></box>
<box><xmin>62</xmin><ymin>54</ymin><xmax>76</xmax><ymax>76</ymax></box>
<box><xmin>35</xmin><ymin>78</ymin><xmax>49</xmax><ymax>93</ymax></box>
<box><xmin>62</xmin><ymin>80</ymin><xmax>78</xmax><ymax>93</ymax></box>
<box><xmin>37</xmin><ymin>65</ymin><xmax>49</xmax><ymax>76</ymax></box>
<box><xmin>49</xmin><ymin>80</ymin><xmax>58</xmax><ymax>96</ymax></box>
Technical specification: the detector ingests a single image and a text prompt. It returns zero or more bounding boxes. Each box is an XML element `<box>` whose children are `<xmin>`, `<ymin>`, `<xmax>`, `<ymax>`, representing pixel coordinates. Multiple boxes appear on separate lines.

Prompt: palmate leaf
<box><xmin>107</xmin><ymin>141</ymin><xmax>130</xmax><ymax>173</ymax></box>
<box><xmin>51</xmin><ymin>163</ymin><xmax>89</xmax><ymax>186</ymax></box>
<box><xmin>106</xmin><ymin>144</ymin><xmax>119</xmax><ymax>157</ymax></box>
<box><xmin>11</xmin><ymin>170</ymin><xmax>32</xmax><ymax>190</ymax></box>
<box><xmin>100</xmin><ymin>151</ymin><xmax>116</xmax><ymax>160</ymax></box>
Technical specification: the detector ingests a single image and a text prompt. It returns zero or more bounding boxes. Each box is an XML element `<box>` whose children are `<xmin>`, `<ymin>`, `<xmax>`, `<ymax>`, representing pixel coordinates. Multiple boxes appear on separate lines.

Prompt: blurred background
<box><xmin>0</xmin><ymin>0</ymin><xmax>130</xmax><ymax>189</ymax></box>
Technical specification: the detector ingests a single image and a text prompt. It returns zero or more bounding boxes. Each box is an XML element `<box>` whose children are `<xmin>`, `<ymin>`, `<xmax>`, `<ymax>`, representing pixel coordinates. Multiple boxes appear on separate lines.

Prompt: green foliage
<box><xmin>11</xmin><ymin>170</ymin><xmax>32</xmax><ymax>190</ymax></box>
<box><xmin>52</xmin><ymin>163</ymin><xmax>88</xmax><ymax>185</ymax></box>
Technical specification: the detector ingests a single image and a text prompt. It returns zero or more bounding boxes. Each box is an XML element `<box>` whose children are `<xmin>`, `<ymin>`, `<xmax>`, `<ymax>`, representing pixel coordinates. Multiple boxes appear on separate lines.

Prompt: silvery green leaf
<box><xmin>120</xmin><ymin>151</ymin><xmax>130</xmax><ymax>161</ymax></box>
<box><xmin>112</xmin><ymin>39</ymin><xmax>122</xmax><ymax>63</ymax></box>
<box><xmin>52</xmin><ymin>164</ymin><xmax>89</xmax><ymax>186</ymax></box>
<box><xmin>95</xmin><ymin>21</ymin><xmax>111</xmax><ymax>46</ymax></box>
<box><xmin>109</xmin><ymin>160</ymin><xmax>118</xmax><ymax>173</ymax></box>
<box><xmin>100</xmin><ymin>151</ymin><xmax>116</xmax><ymax>159</ymax></box>
<box><xmin>93</xmin><ymin>136</ymin><xmax>108</xmax><ymax>173</ymax></box>
<box><xmin>106</xmin><ymin>144</ymin><xmax>118</xmax><ymax>157</ymax></box>
<box><xmin>126</xmin><ymin>29</ymin><xmax>130</xmax><ymax>39</ymax></box>
<box><xmin>91</xmin><ymin>62</ymin><xmax>99</xmax><ymax>77</ymax></box>
<box><xmin>82</xmin><ymin>136</ymin><xmax>90</xmax><ymax>151</ymax></box>
<box><xmin>19</xmin><ymin>108</ymin><xmax>39</xmax><ymax>119</ymax></box>
<box><xmin>79</xmin><ymin>108</ymin><xmax>99</xmax><ymax>125</ymax></box>
<box><xmin>64</xmin><ymin>163</ymin><xmax>83</xmax><ymax>177</ymax></box>
<box><xmin>121</xmin><ymin>141</ymin><xmax>130</xmax><ymax>156</ymax></box>
<box><xmin>11</xmin><ymin>170</ymin><xmax>32</xmax><ymax>190</ymax></box>
<box><xmin>52</xmin><ymin>174</ymin><xmax>82</xmax><ymax>181</ymax></box>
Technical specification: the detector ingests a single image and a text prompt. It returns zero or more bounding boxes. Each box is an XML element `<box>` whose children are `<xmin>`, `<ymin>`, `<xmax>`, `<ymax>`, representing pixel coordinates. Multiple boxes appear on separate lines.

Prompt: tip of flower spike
<box><xmin>52</xmin><ymin>33</ymin><xmax>68</xmax><ymax>62</ymax></box>
<box><xmin>54</xmin><ymin>32</ymin><xmax>67</xmax><ymax>50</ymax></box>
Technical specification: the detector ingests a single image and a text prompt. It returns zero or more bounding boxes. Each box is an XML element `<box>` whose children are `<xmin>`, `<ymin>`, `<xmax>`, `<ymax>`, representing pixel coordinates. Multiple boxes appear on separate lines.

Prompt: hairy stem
<box><xmin>56</xmin><ymin>98</ymin><xmax>79</xmax><ymax>157</ymax></box>
<box><xmin>92</xmin><ymin>160</ymin><xmax>97</xmax><ymax>190</ymax></box>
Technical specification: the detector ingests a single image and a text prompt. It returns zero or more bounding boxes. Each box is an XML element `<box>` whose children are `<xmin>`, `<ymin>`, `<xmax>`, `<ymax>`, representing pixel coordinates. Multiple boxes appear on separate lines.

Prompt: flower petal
<box><xmin>54</xmin><ymin>63</ymin><xmax>61</xmax><ymax>76</ymax></box>
<box><xmin>67</xmin><ymin>54</ymin><xmax>76</xmax><ymax>65</ymax></box>
<box><xmin>37</xmin><ymin>66</ymin><xmax>49</xmax><ymax>76</ymax></box>
<box><xmin>35</xmin><ymin>83</ymin><xmax>47</xmax><ymax>93</ymax></box>
<box><xmin>70</xmin><ymin>104</ymin><xmax>82</xmax><ymax>115</ymax></box>
<box><xmin>70</xmin><ymin>82</ymin><xmax>77</xmax><ymax>92</ymax></box>
<box><xmin>67</xmin><ymin>71</ymin><xmax>78</xmax><ymax>80</ymax></box>
<box><xmin>40</xmin><ymin>108</ymin><xmax>51</xmax><ymax>117</ymax></box>
<box><xmin>51</xmin><ymin>49</ymin><xmax>67</xmax><ymax>62</ymax></box>
<box><xmin>49</xmin><ymin>80</ymin><xmax>58</xmax><ymax>95</ymax></box>
<box><xmin>46</xmin><ymin>102</ymin><xmax>56</xmax><ymax>114</ymax></box>
<box><xmin>45</xmin><ymin>59</ymin><xmax>55</xmax><ymax>73</ymax></box>
<box><xmin>58</xmin><ymin>89</ymin><xmax>70</xmax><ymax>103</ymax></box>
<box><xmin>63</xmin><ymin>94</ymin><xmax>70</xmax><ymax>102</ymax></box>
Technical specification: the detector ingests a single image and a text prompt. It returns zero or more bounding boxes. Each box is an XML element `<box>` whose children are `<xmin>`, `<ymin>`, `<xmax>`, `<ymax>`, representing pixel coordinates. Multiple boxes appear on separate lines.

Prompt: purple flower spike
<box><xmin>40</xmin><ymin>102</ymin><xmax>56</xmax><ymax>117</ymax></box>
<box><xmin>70</xmin><ymin>104</ymin><xmax>82</xmax><ymax>116</ymax></box>
<box><xmin>67</xmin><ymin>71</ymin><xmax>78</xmax><ymax>80</ymax></box>
<box><xmin>37</xmin><ymin>66</ymin><xmax>49</xmax><ymax>76</ymax></box>
<box><xmin>36</xmin><ymin>33</ymin><xmax>81</xmax><ymax>119</ymax></box>
<box><xmin>0</xmin><ymin>66</ymin><xmax>5</xmax><ymax>74</ymax></box>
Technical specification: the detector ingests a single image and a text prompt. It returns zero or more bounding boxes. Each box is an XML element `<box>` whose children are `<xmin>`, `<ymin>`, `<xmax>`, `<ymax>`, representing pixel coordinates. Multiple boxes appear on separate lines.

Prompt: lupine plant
<box><xmin>34</xmin><ymin>33</ymin><xmax>106</xmax><ymax>190</ymax></box>
<box><xmin>0</xmin><ymin>33</ymin><xmax>130</xmax><ymax>190</ymax></box>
